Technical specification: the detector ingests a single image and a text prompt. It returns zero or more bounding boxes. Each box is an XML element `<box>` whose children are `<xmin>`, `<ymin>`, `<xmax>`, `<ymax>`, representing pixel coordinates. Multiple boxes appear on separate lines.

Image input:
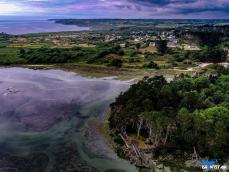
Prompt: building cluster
<box><xmin>104</xmin><ymin>30</ymin><xmax>200</xmax><ymax>51</ymax></box>
<box><xmin>9</xmin><ymin>29</ymin><xmax>202</xmax><ymax>51</ymax></box>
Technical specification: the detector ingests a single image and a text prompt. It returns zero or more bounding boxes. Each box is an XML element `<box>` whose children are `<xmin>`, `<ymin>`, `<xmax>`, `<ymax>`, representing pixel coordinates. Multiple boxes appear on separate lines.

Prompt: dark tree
<box><xmin>110</xmin><ymin>57</ymin><xmax>123</xmax><ymax>68</ymax></box>
<box><xmin>143</xmin><ymin>61</ymin><xmax>159</xmax><ymax>69</ymax></box>
<box><xmin>155</xmin><ymin>40</ymin><xmax>168</xmax><ymax>54</ymax></box>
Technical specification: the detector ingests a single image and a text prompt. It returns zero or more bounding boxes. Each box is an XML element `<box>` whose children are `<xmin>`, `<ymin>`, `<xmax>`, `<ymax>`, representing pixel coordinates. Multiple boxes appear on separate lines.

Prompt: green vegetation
<box><xmin>208</xmin><ymin>64</ymin><xmax>229</xmax><ymax>75</ymax></box>
<box><xmin>143</xmin><ymin>61</ymin><xmax>159</xmax><ymax>69</ymax></box>
<box><xmin>0</xmin><ymin>22</ymin><xmax>228</xmax><ymax>87</ymax></box>
<box><xmin>170</xmin><ymin>47</ymin><xmax>227</xmax><ymax>63</ymax></box>
<box><xmin>0</xmin><ymin>33</ymin><xmax>10</xmax><ymax>48</ymax></box>
<box><xmin>180</xmin><ymin>31</ymin><xmax>224</xmax><ymax>47</ymax></box>
<box><xmin>108</xmin><ymin>56</ymin><xmax>123</xmax><ymax>68</ymax></box>
<box><xmin>109</xmin><ymin>67</ymin><xmax>229</xmax><ymax>162</ymax></box>
<box><xmin>20</xmin><ymin>47</ymin><xmax>94</xmax><ymax>64</ymax></box>
<box><xmin>0</xmin><ymin>44</ymin><xmax>124</xmax><ymax>66</ymax></box>
<box><xmin>173</xmin><ymin>30</ymin><xmax>228</xmax><ymax>63</ymax></box>
<box><xmin>0</xmin><ymin>33</ymin><xmax>24</xmax><ymax>65</ymax></box>
<box><xmin>0</xmin><ymin>24</ymin><xmax>228</xmax><ymax>70</ymax></box>
<box><xmin>0</xmin><ymin>48</ymin><xmax>25</xmax><ymax>65</ymax></box>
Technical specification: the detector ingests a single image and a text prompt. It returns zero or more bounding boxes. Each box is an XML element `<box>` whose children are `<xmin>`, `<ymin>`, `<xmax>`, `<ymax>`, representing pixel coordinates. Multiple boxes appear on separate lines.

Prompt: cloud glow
<box><xmin>0</xmin><ymin>3</ymin><xmax>23</xmax><ymax>15</ymax></box>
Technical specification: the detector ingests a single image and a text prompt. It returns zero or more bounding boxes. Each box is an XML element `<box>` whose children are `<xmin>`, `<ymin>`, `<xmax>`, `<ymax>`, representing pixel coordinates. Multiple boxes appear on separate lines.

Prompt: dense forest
<box><xmin>109</xmin><ymin>67</ymin><xmax>229</xmax><ymax>162</ymax></box>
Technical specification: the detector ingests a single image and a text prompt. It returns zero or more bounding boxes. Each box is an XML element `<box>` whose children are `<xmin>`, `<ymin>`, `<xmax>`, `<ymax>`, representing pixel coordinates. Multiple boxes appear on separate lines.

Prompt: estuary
<box><xmin>0</xmin><ymin>67</ymin><xmax>137</xmax><ymax>172</ymax></box>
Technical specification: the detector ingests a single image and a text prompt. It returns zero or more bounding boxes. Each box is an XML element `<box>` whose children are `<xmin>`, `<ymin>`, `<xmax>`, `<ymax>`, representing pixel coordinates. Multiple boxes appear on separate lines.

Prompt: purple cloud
<box><xmin>0</xmin><ymin>0</ymin><xmax>228</xmax><ymax>18</ymax></box>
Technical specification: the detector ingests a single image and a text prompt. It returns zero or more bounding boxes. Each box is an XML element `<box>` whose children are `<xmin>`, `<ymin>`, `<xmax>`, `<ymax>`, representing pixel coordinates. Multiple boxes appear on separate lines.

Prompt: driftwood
<box><xmin>119</xmin><ymin>133</ymin><xmax>130</xmax><ymax>148</ymax></box>
<box><xmin>119</xmin><ymin>132</ymin><xmax>155</xmax><ymax>169</ymax></box>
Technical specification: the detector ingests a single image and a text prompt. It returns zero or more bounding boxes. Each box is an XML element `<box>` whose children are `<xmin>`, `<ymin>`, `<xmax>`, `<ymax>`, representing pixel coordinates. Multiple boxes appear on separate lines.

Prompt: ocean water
<box><xmin>0</xmin><ymin>20</ymin><xmax>90</xmax><ymax>35</ymax></box>
<box><xmin>0</xmin><ymin>67</ymin><xmax>137</xmax><ymax>172</ymax></box>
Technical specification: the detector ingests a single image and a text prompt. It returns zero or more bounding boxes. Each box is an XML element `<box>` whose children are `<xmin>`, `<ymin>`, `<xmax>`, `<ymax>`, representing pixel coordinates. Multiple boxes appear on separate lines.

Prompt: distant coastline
<box><xmin>51</xmin><ymin>18</ymin><xmax>229</xmax><ymax>31</ymax></box>
<box><xmin>0</xmin><ymin>20</ymin><xmax>90</xmax><ymax>35</ymax></box>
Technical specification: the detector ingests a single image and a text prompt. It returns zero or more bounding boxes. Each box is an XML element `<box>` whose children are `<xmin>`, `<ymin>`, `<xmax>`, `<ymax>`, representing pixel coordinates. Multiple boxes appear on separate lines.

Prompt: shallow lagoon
<box><xmin>0</xmin><ymin>67</ymin><xmax>137</xmax><ymax>172</ymax></box>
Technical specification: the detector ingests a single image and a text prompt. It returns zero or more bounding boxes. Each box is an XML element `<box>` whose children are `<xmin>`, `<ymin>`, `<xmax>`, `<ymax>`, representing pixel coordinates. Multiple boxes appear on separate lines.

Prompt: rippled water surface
<box><xmin>0</xmin><ymin>67</ymin><xmax>137</xmax><ymax>172</ymax></box>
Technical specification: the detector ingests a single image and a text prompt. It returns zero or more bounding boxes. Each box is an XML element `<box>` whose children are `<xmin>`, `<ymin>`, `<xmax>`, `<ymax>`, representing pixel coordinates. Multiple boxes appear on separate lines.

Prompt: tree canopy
<box><xmin>109</xmin><ymin>73</ymin><xmax>229</xmax><ymax>161</ymax></box>
<box><xmin>19</xmin><ymin>44</ymin><xmax>124</xmax><ymax>64</ymax></box>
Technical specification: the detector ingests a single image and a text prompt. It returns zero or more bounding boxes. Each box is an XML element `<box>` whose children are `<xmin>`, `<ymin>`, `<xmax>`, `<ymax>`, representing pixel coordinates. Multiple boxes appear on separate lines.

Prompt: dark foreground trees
<box><xmin>109</xmin><ymin>72</ymin><xmax>229</xmax><ymax>161</ymax></box>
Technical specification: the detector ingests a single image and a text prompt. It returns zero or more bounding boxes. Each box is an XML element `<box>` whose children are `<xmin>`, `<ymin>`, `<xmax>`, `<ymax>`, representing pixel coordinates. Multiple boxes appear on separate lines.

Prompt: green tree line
<box><xmin>18</xmin><ymin>44</ymin><xmax>124</xmax><ymax>66</ymax></box>
<box><xmin>109</xmin><ymin>70</ymin><xmax>229</xmax><ymax>161</ymax></box>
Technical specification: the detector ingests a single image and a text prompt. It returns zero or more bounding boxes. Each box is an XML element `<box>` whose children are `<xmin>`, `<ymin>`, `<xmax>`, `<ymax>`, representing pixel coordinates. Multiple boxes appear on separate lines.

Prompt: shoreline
<box><xmin>1</xmin><ymin>63</ymin><xmax>198</xmax><ymax>81</ymax></box>
<box><xmin>100</xmin><ymin>111</ymin><xmax>189</xmax><ymax>172</ymax></box>
<box><xmin>1</xmin><ymin>65</ymin><xmax>228</xmax><ymax>172</ymax></box>
<box><xmin>103</xmin><ymin>118</ymin><xmax>204</xmax><ymax>172</ymax></box>
<box><xmin>0</xmin><ymin>67</ymin><xmax>138</xmax><ymax>172</ymax></box>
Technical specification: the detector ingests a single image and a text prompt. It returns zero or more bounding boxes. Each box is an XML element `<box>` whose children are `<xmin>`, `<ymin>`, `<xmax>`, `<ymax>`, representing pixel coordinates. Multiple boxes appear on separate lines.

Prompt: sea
<box><xmin>0</xmin><ymin>20</ymin><xmax>90</xmax><ymax>35</ymax></box>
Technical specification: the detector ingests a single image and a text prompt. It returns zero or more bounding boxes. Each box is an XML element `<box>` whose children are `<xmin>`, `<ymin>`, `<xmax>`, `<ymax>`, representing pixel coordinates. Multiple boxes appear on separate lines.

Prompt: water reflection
<box><xmin>0</xmin><ymin>67</ymin><xmax>137</xmax><ymax>172</ymax></box>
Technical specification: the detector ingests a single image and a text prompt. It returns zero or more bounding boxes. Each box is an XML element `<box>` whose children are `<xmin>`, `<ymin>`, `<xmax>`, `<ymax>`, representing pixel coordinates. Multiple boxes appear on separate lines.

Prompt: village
<box><xmin>8</xmin><ymin>29</ymin><xmax>201</xmax><ymax>53</ymax></box>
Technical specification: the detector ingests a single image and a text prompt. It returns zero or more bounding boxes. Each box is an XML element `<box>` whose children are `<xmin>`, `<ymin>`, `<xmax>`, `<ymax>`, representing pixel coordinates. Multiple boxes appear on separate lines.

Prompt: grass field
<box><xmin>139</xmin><ymin>46</ymin><xmax>157</xmax><ymax>53</ymax></box>
<box><xmin>8</xmin><ymin>43</ymin><xmax>51</xmax><ymax>48</ymax></box>
<box><xmin>0</xmin><ymin>34</ymin><xmax>201</xmax><ymax>79</ymax></box>
<box><xmin>0</xmin><ymin>48</ymin><xmax>24</xmax><ymax>64</ymax></box>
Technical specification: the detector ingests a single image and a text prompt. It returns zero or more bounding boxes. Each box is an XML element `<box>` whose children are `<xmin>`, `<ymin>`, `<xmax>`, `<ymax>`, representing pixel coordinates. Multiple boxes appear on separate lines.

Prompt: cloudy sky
<box><xmin>0</xmin><ymin>0</ymin><xmax>228</xmax><ymax>19</ymax></box>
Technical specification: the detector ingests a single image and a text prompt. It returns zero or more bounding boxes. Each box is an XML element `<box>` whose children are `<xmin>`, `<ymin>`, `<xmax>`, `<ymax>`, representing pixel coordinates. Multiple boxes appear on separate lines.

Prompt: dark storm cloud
<box><xmin>130</xmin><ymin>0</ymin><xmax>196</xmax><ymax>6</ymax></box>
<box><xmin>178</xmin><ymin>6</ymin><xmax>229</xmax><ymax>15</ymax></box>
<box><xmin>130</xmin><ymin>0</ymin><xmax>229</xmax><ymax>17</ymax></box>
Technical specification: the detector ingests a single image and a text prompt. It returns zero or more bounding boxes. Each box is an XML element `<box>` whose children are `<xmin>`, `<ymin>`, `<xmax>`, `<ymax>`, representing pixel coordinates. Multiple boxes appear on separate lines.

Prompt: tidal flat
<box><xmin>0</xmin><ymin>67</ymin><xmax>138</xmax><ymax>172</ymax></box>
